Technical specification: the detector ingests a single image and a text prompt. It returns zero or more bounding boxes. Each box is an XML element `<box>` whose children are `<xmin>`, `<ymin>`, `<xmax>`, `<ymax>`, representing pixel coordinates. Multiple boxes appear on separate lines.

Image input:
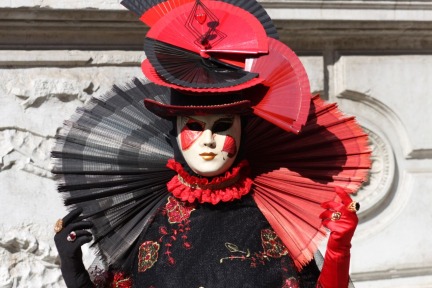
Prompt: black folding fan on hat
<box><xmin>143</xmin><ymin>38</ymin><xmax>262</xmax><ymax>90</ymax></box>
<box><xmin>52</xmin><ymin>79</ymin><xmax>370</xmax><ymax>270</ymax></box>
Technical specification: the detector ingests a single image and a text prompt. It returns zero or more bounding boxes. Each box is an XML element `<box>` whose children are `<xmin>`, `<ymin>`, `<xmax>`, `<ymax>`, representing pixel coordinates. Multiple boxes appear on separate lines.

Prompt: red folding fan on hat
<box><xmin>246</xmin><ymin>37</ymin><xmax>312</xmax><ymax>133</ymax></box>
<box><xmin>145</xmin><ymin>1</ymin><xmax>268</xmax><ymax>53</ymax></box>
<box><xmin>122</xmin><ymin>0</ymin><xmax>278</xmax><ymax>39</ymax></box>
<box><xmin>141</xmin><ymin>0</ymin><xmax>269</xmax><ymax>92</ymax></box>
<box><xmin>140</xmin><ymin>0</ymin><xmax>195</xmax><ymax>27</ymax></box>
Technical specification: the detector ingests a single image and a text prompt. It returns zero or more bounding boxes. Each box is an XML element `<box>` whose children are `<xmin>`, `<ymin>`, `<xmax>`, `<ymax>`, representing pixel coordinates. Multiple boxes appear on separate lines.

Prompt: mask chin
<box><xmin>188</xmin><ymin>155</ymin><xmax>237</xmax><ymax>177</ymax></box>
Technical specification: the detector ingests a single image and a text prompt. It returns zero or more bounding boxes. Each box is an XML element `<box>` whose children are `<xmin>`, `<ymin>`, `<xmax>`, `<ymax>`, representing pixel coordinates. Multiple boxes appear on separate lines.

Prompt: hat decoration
<box><xmin>140</xmin><ymin>0</ymin><xmax>270</xmax><ymax>93</ymax></box>
<box><xmin>124</xmin><ymin>0</ymin><xmax>311</xmax><ymax>133</ymax></box>
<box><xmin>51</xmin><ymin>0</ymin><xmax>371</xmax><ymax>271</ymax></box>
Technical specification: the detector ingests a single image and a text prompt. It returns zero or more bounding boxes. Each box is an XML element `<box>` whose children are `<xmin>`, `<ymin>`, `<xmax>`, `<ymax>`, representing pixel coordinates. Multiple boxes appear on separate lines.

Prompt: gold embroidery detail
<box><xmin>219</xmin><ymin>229</ymin><xmax>288</xmax><ymax>267</ymax></box>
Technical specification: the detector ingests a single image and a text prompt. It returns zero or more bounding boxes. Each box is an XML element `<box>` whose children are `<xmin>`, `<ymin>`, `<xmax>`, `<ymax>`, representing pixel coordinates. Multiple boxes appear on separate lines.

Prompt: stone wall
<box><xmin>0</xmin><ymin>51</ymin><xmax>144</xmax><ymax>287</ymax></box>
<box><xmin>1</xmin><ymin>1</ymin><xmax>431</xmax><ymax>287</ymax></box>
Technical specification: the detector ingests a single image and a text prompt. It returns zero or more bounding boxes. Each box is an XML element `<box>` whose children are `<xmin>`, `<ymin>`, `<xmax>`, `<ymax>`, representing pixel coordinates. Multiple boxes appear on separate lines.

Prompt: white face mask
<box><xmin>176</xmin><ymin>114</ymin><xmax>241</xmax><ymax>177</ymax></box>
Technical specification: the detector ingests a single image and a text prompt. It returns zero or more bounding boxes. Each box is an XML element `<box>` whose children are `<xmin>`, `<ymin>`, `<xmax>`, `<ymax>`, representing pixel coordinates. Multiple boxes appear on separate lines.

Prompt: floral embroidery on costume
<box><xmin>138</xmin><ymin>196</ymin><xmax>196</xmax><ymax>269</ymax></box>
<box><xmin>261</xmin><ymin>228</ymin><xmax>288</xmax><ymax>258</ymax></box>
<box><xmin>282</xmin><ymin>277</ymin><xmax>300</xmax><ymax>288</ymax></box>
<box><xmin>111</xmin><ymin>272</ymin><xmax>132</xmax><ymax>288</ymax></box>
<box><xmin>158</xmin><ymin>196</ymin><xmax>196</xmax><ymax>265</ymax></box>
<box><xmin>220</xmin><ymin>228</ymin><xmax>288</xmax><ymax>267</ymax></box>
<box><xmin>165</xmin><ymin>195</ymin><xmax>196</xmax><ymax>224</ymax></box>
<box><xmin>138</xmin><ymin>241</ymin><xmax>160</xmax><ymax>272</ymax></box>
<box><xmin>89</xmin><ymin>265</ymin><xmax>132</xmax><ymax>288</ymax></box>
<box><xmin>89</xmin><ymin>265</ymin><xmax>111</xmax><ymax>288</ymax></box>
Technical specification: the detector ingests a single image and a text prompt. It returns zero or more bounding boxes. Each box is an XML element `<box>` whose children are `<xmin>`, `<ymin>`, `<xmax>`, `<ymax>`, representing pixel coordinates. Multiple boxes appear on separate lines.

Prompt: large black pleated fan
<box><xmin>51</xmin><ymin>79</ymin><xmax>176</xmax><ymax>269</ymax></box>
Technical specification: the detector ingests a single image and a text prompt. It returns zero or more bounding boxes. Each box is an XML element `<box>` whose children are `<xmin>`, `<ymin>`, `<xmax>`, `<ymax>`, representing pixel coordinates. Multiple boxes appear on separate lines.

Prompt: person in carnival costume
<box><xmin>52</xmin><ymin>0</ymin><xmax>371</xmax><ymax>287</ymax></box>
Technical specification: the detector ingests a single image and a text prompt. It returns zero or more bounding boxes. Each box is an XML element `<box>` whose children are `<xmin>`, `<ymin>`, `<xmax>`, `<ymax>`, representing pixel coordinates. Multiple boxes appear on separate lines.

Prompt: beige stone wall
<box><xmin>1</xmin><ymin>1</ymin><xmax>431</xmax><ymax>287</ymax></box>
<box><xmin>0</xmin><ymin>53</ymin><xmax>144</xmax><ymax>287</ymax></box>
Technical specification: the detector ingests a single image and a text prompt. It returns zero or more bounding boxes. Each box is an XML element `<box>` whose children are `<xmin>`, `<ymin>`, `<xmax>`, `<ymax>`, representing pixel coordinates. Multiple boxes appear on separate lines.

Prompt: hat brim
<box><xmin>144</xmin><ymin>98</ymin><xmax>252</xmax><ymax>118</ymax></box>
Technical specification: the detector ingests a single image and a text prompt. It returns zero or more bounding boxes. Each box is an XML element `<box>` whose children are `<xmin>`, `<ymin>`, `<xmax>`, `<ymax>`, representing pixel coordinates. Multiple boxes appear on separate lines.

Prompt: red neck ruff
<box><xmin>166</xmin><ymin>159</ymin><xmax>253</xmax><ymax>205</ymax></box>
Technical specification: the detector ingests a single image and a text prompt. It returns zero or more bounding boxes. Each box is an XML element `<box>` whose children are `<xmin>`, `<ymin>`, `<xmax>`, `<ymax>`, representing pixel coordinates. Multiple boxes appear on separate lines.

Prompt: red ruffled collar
<box><xmin>166</xmin><ymin>159</ymin><xmax>253</xmax><ymax>205</ymax></box>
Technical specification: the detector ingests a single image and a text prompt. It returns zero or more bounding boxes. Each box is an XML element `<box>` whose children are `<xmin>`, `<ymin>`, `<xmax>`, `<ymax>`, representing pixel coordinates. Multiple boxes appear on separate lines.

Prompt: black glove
<box><xmin>54</xmin><ymin>207</ymin><xmax>94</xmax><ymax>288</ymax></box>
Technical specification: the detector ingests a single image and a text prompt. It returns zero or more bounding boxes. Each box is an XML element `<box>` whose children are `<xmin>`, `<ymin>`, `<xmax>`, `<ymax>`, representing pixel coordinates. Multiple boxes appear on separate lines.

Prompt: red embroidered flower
<box><xmin>111</xmin><ymin>272</ymin><xmax>132</xmax><ymax>288</ymax></box>
<box><xmin>261</xmin><ymin>229</ymin><xmax>288</xmax><ymax>258</ymax></box>
<box><xmin>165</xmin><ymin>196</ymin><xmax>196</xmax><ymax>224</ymax></box>
<box><xmin>282</xmin><ymin>277</ymin><xmax>300</xmax><ymax>288</ymax></box>
<box><xmin>138</xmin><ymin>241</ymin><xmax>160</xmax><ymax>272</ymax></box>
<box><xmin>89</xmin><ymin>265</ymin><xmax>109</xmax><ymax>288</ymax></box>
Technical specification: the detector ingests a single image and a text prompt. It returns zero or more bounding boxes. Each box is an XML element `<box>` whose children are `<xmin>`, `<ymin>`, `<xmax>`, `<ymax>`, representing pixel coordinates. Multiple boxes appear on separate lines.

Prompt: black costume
<box><xmin>52</xmin><ymin>1</ymin><xmax>370</xmax><ymax>287</ymax></box>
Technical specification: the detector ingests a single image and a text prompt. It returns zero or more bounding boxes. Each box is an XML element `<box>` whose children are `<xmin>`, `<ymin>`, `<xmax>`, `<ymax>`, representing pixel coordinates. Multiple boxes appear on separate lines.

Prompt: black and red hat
<box><xmin>122</xmin><ymin>0</ymin><xmax>311</xmax><ymax>134</ymax></box>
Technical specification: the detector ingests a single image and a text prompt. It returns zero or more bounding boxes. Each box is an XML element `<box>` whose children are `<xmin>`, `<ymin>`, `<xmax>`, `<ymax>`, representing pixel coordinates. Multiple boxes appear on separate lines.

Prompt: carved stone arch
<box><xmin>336</xmin><ymin>90</ymin><xmax>413</xmax><ymax>158</ymax></box>
<box><xmin>334</xmin><ymin>90</ymin><xmax>412</xmax><ymax>239</ymax></box>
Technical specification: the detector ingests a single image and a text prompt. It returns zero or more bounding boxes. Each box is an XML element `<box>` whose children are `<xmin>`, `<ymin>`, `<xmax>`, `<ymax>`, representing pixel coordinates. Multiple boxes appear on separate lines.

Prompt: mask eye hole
<box><xmin>185</xmin><ymin>119</ymin><xmax>205</xmax><ymax>131</ymax></box>
<box><xmin>212</xmin><ymin>118</ymin><xmax>234</xmax><ymax>133</ymax></box>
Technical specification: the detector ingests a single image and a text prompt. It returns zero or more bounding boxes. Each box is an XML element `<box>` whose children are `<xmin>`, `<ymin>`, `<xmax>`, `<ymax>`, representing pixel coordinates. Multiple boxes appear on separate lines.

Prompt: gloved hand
<box><xmin>317</xmin><ymin>187</ymin><xmax>359</xmax><ymax>288</ymax></box>
<box><xmin>54</xmin><ymin>207</ymin><xmax>94</xmax><ymax>288</ymax></box>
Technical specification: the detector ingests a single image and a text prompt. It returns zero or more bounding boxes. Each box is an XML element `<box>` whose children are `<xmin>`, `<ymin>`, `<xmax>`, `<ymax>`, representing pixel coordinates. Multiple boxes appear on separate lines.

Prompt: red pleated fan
<box><xmin>246</xmin><ymin>37</ymin><xmax>312</xmax><ymax>134</ymax></box>
<box><xmin>146</xmin><ymin>1</ymin><xmax>268</xmax><ymax>54</ymax></box>
<box><xmin>139</xmin><ymin>0</ymin><xmax>195</xmax><ymax>26</ymax></box>
<box><xmin>244</xmin><ymin>95</ymin><xmax>371</xmax><ymax>269</ymax></box>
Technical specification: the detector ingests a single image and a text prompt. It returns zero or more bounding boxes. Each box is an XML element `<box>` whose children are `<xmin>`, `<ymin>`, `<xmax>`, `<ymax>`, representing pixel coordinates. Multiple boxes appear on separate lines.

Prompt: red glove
<box><xmin>317</xmin><ymin>187</ymin><xmax>359</xmax><ymax>288</ymax></box>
